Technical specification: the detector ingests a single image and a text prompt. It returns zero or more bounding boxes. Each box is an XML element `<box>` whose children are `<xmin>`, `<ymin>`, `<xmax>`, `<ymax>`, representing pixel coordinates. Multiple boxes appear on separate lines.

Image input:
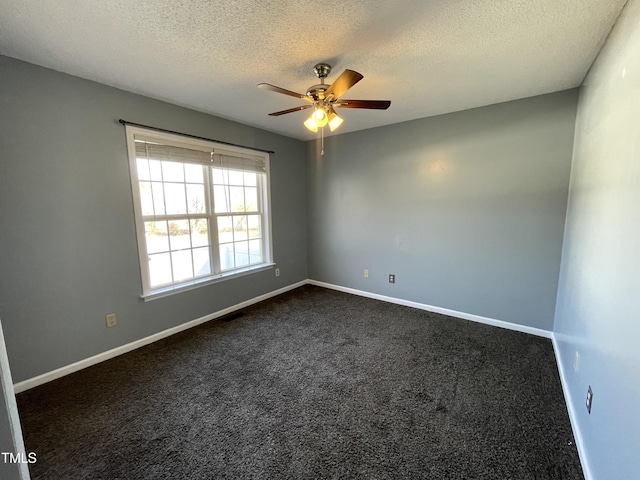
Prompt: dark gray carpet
<box><xmin>17</xmin><ymin>285</ymin><xmax>583</xmax><ymax>479</ymax></box>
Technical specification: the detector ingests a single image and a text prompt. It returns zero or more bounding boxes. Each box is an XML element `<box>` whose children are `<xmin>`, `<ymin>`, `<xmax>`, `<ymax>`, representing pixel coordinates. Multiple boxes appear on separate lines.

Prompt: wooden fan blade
<box><xmin>258</xmin><ymin>83</ymin><xmax>313</xmax><ymax>103</ymax></box>
<box><xmin>334</xmin><ymin>99</ymin><xmax>391</xmax><ymax>109</ymax></box>
<box><xmin>268</xmin><ymin>105</ymin><xmax>313</xmax><ymax>116</ymax></box>
<box><xmin>324</xmin><ymin>70</ymin><xmax>364</xmax><ymax>100</ymax></box>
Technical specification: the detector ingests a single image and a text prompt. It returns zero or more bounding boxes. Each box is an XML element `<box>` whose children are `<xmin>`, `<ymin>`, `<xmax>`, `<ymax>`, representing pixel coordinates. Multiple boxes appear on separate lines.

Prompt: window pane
<box><xmin>162</xmin><ymin>161</ymin><xmax>184</xmax><ymax>182</ymax></box>
<box><xmin>152</xmin><ymin>182</ymin><xmax>165</xmax><ymax>215</ymax></box>
<box><xmin>229</xmin><ymin>170</ymin><xmax>244</xmax><ymax>186</ymax></box>
<box><xmin>184</xmin><ymin>163</ymin><xmax>204</xmax><ymax>183</ymax></box>
<box><xmin>213</xmin><ymin>185</ymin><xmax>230</xmax><ymax>213</ymax></box>
<box><xmin>235</xmin><ymin>241</ymin><xmax>249</xmax><ymax>268</ymax></box>
<box><xmin>217</xmin><ymin>216</ymin><xmax>233</xmax><ymax>244</ymax></box>
<box><xmin>139</xmin><ymin>182</ymin><xmax>154</xmax><ymax>216</ymax></box>
<box><xmin>193</xmin><ymin>247</ymin><xmax>211</xmax><ymax>277</ymax></box>
<box><xmin>186</xmin><ymin>184</ymin><xmax>206</xmax><ymax>214</ymax></box>
<box><xmin>244</xmin><ymin>172</ymin><xmax>257</xmax><ymax>187</ymax></box>
<box><xmin>248</xmin><ymin>214</ymin><xmax>261</xmax><ymax>239</ymax></box>
<box><xmin>137</xmin><ymin>158</ymin><xmax>150</xmax><ymax>181</ymax></box>
<box><xmin>171</xmin><ymin>249</ymin><xmax>193</xmax><ymax>281</ymax></box>
<box><xmin>190</xmin><ymin>219</ymin><xmax>209</xmax><ymax>247</ymax></box>
<box><xmin>212</xmin><ymin>168</ymin><xmax>228</xmax><ymax>185</ymax></box>
<box><xmin>219</xmin><ymin>243</ymin><xmax>234</xmax><ymax>271</ymax></box>
<box><xmin>149</xmin><ymin>252</ymin><xmax>172</xmax><ymax>287</ymax></box>
<box><xmin>233</xmin><ymin>215</ymin><xmax>248</xmax><ymax>241</ymax></box>
<box><xmin>168</xmin><ymin>220</ymin><xmax>191</xmax><ymax>251</ymax></box>
<box><xmin>249</xmin><ymin>239</ymin><xmax>262</xmax><ymax>264</ymax></box>
<box><xmin>230</xmin><ymin>186</ymin><xmax>245</xmax><ymax>212</ymax></box>
<box><xmin>164</xmin><ymin>183</ymin><xmax>187</xmax><ymax>214</ymax></box>
<box><xmin>149</xmin><ymin>160</ymin><xmax>163</xmax><ymax>181</ymax></box>
<box><xmin>245</xmin><ymin>187</ymin><xmax>258</xmax><ymax>212</ymax></box>
<box><xmin>145</xmin><ymin>221</ymin><xmax>169</xmax><ymax>254</ymax></box>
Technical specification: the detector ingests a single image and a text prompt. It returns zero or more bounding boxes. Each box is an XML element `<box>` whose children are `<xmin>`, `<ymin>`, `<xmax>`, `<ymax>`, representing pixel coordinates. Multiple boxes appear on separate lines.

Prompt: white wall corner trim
<box><xmin>13</xmin><ymin>281</ymin><xmax>307</xmax><ymax>393</ymax></box>
<box><xmin>551</xmin><ymin>336</ymin><xmax>592</xmax><ymax>480</ymax></box>
<box><xmin>307</xmin><ymin>280</ymin><xmax>553</xmax><ymax>339</ymax></box>
<box><xmin>0</xmin><ymin>320</ymin><xmax>31</xmax><ymax>479</ymax></box>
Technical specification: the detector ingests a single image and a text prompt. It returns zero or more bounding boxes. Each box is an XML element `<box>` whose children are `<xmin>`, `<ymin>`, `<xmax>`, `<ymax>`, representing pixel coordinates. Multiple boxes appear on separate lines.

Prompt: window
<box><xmin>125</xmin><ymin>126</ymin><xmax>273</xmax><ymax>298</ymax></box>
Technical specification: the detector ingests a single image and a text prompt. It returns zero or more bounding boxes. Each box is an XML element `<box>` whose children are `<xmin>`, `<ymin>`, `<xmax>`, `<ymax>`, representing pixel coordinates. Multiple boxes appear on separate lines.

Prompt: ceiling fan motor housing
<box><xmin>306</xmin><ymin>84</ymin><xmax>329</xmax><ymax>101</ymax></box>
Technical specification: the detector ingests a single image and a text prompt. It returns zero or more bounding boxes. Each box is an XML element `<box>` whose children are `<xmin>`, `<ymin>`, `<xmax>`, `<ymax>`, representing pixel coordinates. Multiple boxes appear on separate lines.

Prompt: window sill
<box><xmin>140</xmin><ymin>263</ymin><xmax>276</xmax><ymax>301</ymax></box>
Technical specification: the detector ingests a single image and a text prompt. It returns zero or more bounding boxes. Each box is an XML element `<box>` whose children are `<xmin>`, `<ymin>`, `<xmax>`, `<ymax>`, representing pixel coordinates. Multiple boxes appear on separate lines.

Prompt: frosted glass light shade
<box><xmin>304</xmin><ymin>116</ymin><xmax>318</xmax><ymax>132</ymax></box>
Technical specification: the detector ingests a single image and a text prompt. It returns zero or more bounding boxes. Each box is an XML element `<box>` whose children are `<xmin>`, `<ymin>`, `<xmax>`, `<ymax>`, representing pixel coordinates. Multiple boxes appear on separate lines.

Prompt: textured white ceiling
<box><xmin>0</xmin><ymin>0</ymin><xmax>627</xmax><ymax>140</ymax></box>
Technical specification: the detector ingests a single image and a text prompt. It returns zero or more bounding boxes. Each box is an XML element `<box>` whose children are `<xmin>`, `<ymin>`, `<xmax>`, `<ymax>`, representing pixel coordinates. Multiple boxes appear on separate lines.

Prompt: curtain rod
<box><xmin>118</xmin><ymin>119</ymin><xmax>275</xmax><ymax>155</ymax></box>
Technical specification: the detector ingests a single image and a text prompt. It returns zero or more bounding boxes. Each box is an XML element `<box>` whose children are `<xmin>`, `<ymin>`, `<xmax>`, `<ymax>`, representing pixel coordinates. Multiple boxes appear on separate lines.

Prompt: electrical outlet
<box><xmin>586</xmin><ymin>385</ymin><xmax>593</xmax><ymax>414</ymax></box>
<box><xmin>389</xmin><ymin>274</ymin><xmax>395</xmax><ymax>284</ymax></box>
<box><xmin>275</xmin><ymin>268</ymin><xmax>280</xmax><ymax>277</ymax></box>
<box><xmin>364</xmin><ymin>269</ymin><xmax>369</xmax><ymax>278</ymax></box>
<box><xmin>574</xmin><ymin>351</ymin><xmax>580</xmax><ymax>372</ymax></box>
<box><xmin>105</xmin><ymin>313</ymin><xmax>117</xmax><ymax>328</ymax></box>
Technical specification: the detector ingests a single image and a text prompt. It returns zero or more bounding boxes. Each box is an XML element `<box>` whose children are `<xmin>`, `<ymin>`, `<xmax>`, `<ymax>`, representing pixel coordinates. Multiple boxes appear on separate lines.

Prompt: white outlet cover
<box><xmin>105</xmin><ymin>313</ymin><xmax>117</xmax><ymax>327</ymax></box>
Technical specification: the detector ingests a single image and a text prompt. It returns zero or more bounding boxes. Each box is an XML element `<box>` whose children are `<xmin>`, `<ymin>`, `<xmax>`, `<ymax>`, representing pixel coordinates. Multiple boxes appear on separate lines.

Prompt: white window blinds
<box><xmin>135</xmin><ymin>142</ymin><xmax>212</xmax><ymax>165</ymax></box>
<box><xmin>134</xmin><ymin>141</ymin><xmax>267</xmax><ymax>173</ymax></box>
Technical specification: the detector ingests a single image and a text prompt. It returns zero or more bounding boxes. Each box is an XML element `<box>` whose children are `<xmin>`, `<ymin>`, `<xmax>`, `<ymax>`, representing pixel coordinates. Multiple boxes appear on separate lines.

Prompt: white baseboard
<box><xmin>311</xmin><ymin>282</ymin><xmax>592</xmax><ymax>473</ymax></box>
<box><xmin>552</xmin><ymin>335</ymin><xmax>592</xmax><ymax>480</ymax></box>
<box><xmin>14</xmin><ymin>278</ymin><xmax>584</xmax><ymax>476</ymax></box>
<box><xmin>13</xmin><ymin>279</ymin><xmax>552</xmax><ymax>393</ymax></box>
<box><xmin>307</xmin><ymin>280</ymin><xmax>553</xmax><ymax>339</ymax></box>
<box><xmin>13</xmin><ymin>281</ymin><xmax>306</xmax><ymax>393</ymax></box>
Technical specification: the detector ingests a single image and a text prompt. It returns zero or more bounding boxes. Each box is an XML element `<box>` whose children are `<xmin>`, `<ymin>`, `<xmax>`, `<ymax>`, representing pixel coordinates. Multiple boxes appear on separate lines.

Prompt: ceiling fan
<box><xmin>258</xmin><ymin>63</ymin><xmax>391</xmax><ymax>133</ymax></box>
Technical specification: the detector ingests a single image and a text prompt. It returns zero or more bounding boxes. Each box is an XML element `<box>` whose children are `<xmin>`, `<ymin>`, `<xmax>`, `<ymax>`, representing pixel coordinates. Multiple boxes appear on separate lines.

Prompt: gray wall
<box><xmin>307</xmin><ymin>91</ymin><xmax>578</xmax><ymax>330</ymax></box>
<box><xmin>0</xmin><ymin>56</ymin><xmax>307</xmax><ymax>383</ymax></box>
<box><xmin>553</xmin><ymin>0</ymin><xmax>640</xmax><ymax>478</ymax></box>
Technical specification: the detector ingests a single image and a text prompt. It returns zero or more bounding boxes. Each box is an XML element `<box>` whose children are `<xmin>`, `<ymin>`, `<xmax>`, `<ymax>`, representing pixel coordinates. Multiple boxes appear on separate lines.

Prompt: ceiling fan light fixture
<box><xmin>259</xmin><ymin>63</ymin><xmax>390</xmax><ymax>137</ymax></box>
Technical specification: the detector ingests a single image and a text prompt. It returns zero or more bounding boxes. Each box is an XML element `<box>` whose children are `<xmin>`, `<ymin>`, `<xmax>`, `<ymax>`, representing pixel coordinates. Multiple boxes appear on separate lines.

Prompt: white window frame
<box><xmin>125</xmin><ymin>125</ymin><xmax>274</xmax><ymax>300</ymax></box>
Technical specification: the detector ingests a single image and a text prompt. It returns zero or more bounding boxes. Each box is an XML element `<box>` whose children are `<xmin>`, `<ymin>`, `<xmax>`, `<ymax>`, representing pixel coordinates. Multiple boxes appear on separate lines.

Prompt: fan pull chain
<box><xmin>321</xmin><ymin>127</ymin><xmax>325</xmax><ymax>156</ymax></box>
